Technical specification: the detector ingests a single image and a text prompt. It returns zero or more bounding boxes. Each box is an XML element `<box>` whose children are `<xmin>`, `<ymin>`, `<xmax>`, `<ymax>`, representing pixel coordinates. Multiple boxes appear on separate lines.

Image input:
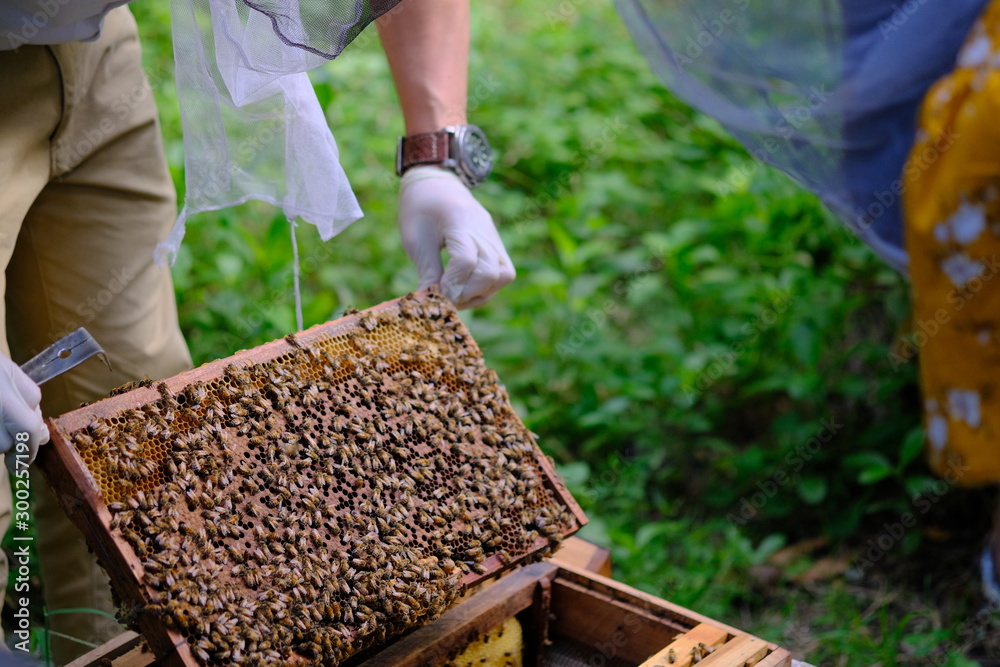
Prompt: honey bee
<box><xmin>300</xmin><ymin>385</ymin><xmax>324</xmax><ymax>408</ymax></box>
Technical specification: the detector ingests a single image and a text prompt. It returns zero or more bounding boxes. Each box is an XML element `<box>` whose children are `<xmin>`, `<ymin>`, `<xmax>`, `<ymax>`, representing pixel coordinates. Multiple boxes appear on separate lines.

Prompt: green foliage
<box><xmin>14</xmin><ymin>0</ymin><xmax>977</xmax><ymax>662</ymax></box>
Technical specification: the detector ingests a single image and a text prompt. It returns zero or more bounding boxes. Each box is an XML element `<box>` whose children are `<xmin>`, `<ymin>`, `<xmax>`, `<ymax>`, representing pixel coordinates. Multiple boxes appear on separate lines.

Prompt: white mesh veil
<box><xmin>157</xmin><ymin>0</ymin><xmax>403</xmax><ymax>266</ymax></box>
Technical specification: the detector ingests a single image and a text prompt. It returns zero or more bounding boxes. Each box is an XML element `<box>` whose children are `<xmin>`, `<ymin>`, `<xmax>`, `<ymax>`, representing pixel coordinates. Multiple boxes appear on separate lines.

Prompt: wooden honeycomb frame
<box><xmin>67</xmin><ymin>541</ymin><xmax>793</xmax><ymax>667</ymax></box>
<box><xmin>39</xmin><ymin>289</ymin><xmax>586</xmax><ymax>666</ymax></box>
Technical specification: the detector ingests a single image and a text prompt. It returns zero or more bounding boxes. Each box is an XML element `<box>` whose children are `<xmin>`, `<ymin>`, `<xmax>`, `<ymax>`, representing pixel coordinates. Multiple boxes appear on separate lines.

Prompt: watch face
<box><xmin>458</xmin><ymin>126</ymin><xmax>493</xmax><ymax>183</ymax></box>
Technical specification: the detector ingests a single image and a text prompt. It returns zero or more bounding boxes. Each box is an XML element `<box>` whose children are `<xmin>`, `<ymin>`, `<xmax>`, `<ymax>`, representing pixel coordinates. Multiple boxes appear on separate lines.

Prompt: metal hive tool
<box><xmin>39</xmin><ymin>289</ymin><xmax>586</xmax><ymax>667</ymax></box>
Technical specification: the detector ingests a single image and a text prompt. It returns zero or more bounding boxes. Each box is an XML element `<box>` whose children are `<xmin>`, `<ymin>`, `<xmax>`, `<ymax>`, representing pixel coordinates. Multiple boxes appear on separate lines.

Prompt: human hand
<box><xmin>398</xmin><ymin>166</ymin><xmax>515</xmax><ymax>309</ymax></box>
<box><xmin>0</xmin><ymin>356</ymin><xmax>49</xmax><ymax>473</ymax></box>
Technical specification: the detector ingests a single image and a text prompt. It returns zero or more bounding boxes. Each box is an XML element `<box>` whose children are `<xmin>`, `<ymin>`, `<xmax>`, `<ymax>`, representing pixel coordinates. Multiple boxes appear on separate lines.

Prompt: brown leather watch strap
<box><xmin>399</xmin><ymin>130</ymin><xmax>451</xmax><ymax>174</ymax></box>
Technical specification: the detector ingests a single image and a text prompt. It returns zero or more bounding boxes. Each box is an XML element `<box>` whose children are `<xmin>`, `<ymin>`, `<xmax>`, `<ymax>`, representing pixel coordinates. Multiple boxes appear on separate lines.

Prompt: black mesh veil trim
<box><xmin>239</xmin><ymin>0</ymin><xmax>406</xmax><ymax>59</ymax></box>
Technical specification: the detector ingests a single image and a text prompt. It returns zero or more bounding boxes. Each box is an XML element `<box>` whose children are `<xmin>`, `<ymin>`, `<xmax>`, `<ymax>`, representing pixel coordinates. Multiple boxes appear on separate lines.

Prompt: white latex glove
<box><xmin>0</xmin><ymin>356</ymin><xmax>49</xmax><ymax>473</ymax></box>
<box><xmin>398</xmin><ymin>166</ymin><xmax>515</xmax><ymax>309</ymax></box>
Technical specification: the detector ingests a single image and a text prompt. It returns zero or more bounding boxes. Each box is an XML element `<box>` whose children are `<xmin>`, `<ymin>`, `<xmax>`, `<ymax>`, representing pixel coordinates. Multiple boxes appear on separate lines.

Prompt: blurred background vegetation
<box><xmin>7</xmin><ymin>0</ymin><xmax>999</xmax><ymax>664</ymax></box>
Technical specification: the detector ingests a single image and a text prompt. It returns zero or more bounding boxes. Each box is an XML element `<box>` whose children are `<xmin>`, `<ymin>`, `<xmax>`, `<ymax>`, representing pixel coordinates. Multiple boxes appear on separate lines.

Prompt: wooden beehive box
<box><xmin>68</xmin><ymin>539</ymin><xmax>793</xmax><ymax>667</ymax></box>
<box><xmin>39</xmin><ymin>289</ymin><xmax>586</xmax><ymax>666</ymax></box>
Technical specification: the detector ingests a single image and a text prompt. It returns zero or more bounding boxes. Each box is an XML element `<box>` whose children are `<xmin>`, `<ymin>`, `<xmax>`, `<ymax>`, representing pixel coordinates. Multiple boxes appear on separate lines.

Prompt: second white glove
<box><xmin>0</xmin><ymin>355</ymin><xmax>49</xmax><ymax>473</ymax></box>
<box><xmin>398</xmin><ymin>166</ymin><xmax>515</xmax><ymax>309</ymax></box>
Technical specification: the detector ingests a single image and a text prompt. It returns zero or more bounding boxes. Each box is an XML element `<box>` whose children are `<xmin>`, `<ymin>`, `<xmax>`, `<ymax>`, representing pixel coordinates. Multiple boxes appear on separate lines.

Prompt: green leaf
<box><xmin>554</xmin><ymin>461</ymin><xmax>590</xmax><ymax>488</ymax></box>
<box><xmin>547</xmin><ymin>219</ymin><xmax>579</xmax><ymax>269</ymax></box>
<box><xmin>636</xmin><ymin>523</ymin><xmax>668</xmax><ymax>550</ymax></box>
<box><xmin>789</xmin><ymin>321</ymin><xmax>819</xmax><ymax>367</ymax></box>
<box><xmin>797</xmin><ymin>477</ymin><xmax>827</xmax><ymax>505</ymax></box>
<box><xmin>858</xmin><ymin>464</ymin><xmax>893</xmax><ymax>485</ymax></box>
<box><xmin>844</xmin><ymin>451</ymin><xmax>892</xmax><ymax>471</ymax></box>
<box><xmin>751</xmin><ymin>534</ymin><xmax>786</xmax><ymax>564</ymax></box>
<box><xmin>905</xmin><ymin>475</ymin><xmax>940</xmax><ymax>499</ymax></box>
<box><xmin>942</xmin><ymin>655</ymin><xmax>984</xmax><ymax>667</ymax></box>
<box><xmin>845</xmin><ymin>451</ymin><xmax>895</xmax><ymax>485</ymax></box>
<box><xmin>898</xmin><ymin>427</ymin><xmax>925</xmax><ymax>468</ymax></box>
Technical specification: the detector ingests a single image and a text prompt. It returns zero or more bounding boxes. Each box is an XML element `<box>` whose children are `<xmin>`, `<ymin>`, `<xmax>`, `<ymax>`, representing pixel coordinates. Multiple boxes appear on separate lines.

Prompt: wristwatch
<box><xmin>396</xmin><ymin>125</ymin><xmax>493</xmax><ymax>189</ymax></box>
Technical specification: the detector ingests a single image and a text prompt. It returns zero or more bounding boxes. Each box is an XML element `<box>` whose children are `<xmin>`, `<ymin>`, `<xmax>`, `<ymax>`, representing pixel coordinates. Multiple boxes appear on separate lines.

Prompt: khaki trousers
<box><xmin>0</xmin><ymin>8</ymin><xmax>191</xmax><ymax>664</ymax></box>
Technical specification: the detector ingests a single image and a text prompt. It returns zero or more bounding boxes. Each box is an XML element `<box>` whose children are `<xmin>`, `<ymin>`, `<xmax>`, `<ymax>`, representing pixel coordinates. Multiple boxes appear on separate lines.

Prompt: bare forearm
<box><xmin>377</xmin><ymin>0</ymin><xmax>469</xmax><ymax>134</ymax></box>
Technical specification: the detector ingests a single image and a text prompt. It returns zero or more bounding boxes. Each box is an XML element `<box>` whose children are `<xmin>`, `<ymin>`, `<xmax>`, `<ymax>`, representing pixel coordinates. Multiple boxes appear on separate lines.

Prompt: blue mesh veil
<box><xmin>616</xmin><ymin>0</ymin><xmax>988</xmax><ymax>272</ymax></box>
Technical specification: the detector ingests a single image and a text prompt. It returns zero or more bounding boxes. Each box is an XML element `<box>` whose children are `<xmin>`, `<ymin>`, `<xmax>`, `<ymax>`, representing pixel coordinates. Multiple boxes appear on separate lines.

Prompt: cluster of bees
<box><xmin>650</xmin><ymin>642</ymin><xmax>716</xmax><ymax>665</ymax></box>
<box><xmin>68</xmin><ymin>293</ymin><xmax>577</xmax><ymax>666</ymax></box>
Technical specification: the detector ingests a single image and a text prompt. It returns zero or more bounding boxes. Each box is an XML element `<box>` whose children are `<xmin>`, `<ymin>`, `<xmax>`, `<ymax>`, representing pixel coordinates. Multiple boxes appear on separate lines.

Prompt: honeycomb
<box><xmin>47</xmin><ymin>290</ymin><xmax>584</xmax><ymax>666</ymax></box>
<box><xmin>437</xmin><ymin>617</ymin><xmax>523</xmax><ymax>667</ymax></box>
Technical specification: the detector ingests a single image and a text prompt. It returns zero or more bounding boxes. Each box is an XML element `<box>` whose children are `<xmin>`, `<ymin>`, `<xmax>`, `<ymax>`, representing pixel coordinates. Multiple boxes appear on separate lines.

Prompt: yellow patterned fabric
<box><xmin>438</xmin><ymin>617</ymin><xmax>523</xmax><ymax>667</ymax></box>
<box><xmin>904</xmin><ymin>0</ymin><xmax>1000</xmax><ymax>486</ymax></box>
